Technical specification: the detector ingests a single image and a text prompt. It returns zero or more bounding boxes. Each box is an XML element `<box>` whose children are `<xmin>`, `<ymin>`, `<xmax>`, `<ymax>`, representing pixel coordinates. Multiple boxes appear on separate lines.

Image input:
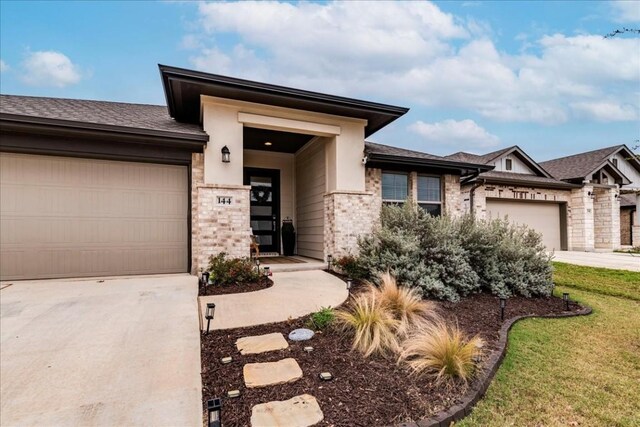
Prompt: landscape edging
<box><xmin>394</xmin><ymin>304</ymin><xmax>593</xmax><ymax>427</ymax></box>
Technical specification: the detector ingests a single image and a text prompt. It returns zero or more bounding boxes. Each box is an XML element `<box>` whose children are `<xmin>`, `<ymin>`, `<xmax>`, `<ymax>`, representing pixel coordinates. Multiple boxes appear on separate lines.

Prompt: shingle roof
<box><xmin>364</xmin><ymin>141</ymin><xmax>444</xmax><ymax>161</ymax></box>
<box><xmin>619</xmin><ymin>193</ymin><xmax>637</xmax><ymax>207</ymax></box>
<box><xmin>539</xmin><ymin>145</ymin><xmax>623</xmax><ymax>181</ymax></box>
<box><xmin>0</xmin><ymin>94</ymin><xmax>205</xmax><ymax>137</ymax></box>
<box><xmin>475</xmin><ymin>170</ymin><xmax>578</xmax><ymax>188</ymax></box>
<box><xmin>445</xmin><ymin>146</ymin><xmax>515</xmax><ymax>164</ymax></box>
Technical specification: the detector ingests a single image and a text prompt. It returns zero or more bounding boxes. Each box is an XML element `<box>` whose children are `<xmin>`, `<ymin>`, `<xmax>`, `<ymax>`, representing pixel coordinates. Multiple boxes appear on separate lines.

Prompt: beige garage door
<box><xmin>486</xmin><ymin>199</ymin><xmax>563</xmax><ymax>251</ymax></box>
<box><xmin>0</xmin><ymin>153</ymin><xmax>188</xmax><ymax>280</ymax></box>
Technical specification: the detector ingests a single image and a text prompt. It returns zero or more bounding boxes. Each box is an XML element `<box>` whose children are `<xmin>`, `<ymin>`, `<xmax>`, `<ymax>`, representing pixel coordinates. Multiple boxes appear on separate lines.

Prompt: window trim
<box><xmin>417</xmin><ymin>174</ymin><xmax>442</xmax><ymax>215</ymax></box>
<box><xmin>505</xmin><ymin>158</ymin><xmax>513</xmax><ymax>171</ymax></box>
<box><xmin>612</xmin><ymin>158</ymin><xmax>618</xmax><ymax>168</ymax></box>
<box><xmin>381</xmin><ymin>170</ymin><xmax>410</xmax><ymax>203</ymax></box>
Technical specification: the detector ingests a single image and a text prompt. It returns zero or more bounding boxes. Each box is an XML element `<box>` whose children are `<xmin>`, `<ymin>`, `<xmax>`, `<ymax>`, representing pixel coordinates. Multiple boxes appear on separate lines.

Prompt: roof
<box><xmin>539</xmin><ymin>145</ymin><xmax>636</xmax><ymax>182</ymax></box>
<box><xmin>619</xmin><ymin>193</ymin><xmax>637</xmax><ymax>208</ymax></box>
<box><xmin>469</xmin><ymin>170</ymin><xmax>579</xmax><ymax>189</ymax></box>
<box><xmin>159</xmin><ymin>65</ymin><xmax>409</xmax><ymax>137</ymax></box>
<box><xmin>364</xmin><ymin>141</ymin><xmax>493</xmax><ymax>175</ymax></box>
<box><xmin>445</xmin><ymin>146</ymin><xmax>514</xmax><ymax>164</ymax></box>
<box><xmin>0</xmin><ymin>94</ymin><xmax>206</xmax><ymax>139</ymax></box>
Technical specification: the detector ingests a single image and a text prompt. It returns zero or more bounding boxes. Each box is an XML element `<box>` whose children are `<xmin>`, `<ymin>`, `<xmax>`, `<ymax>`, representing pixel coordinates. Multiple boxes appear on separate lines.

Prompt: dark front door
<box><xmin>244</xmin><ymin>168</ymin><xmax>280</xmax><ymax>254</ymax></box>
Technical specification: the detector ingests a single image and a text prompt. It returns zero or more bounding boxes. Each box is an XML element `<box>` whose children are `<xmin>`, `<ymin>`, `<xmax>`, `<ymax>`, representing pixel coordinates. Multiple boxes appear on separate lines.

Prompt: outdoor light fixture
<box><xmin>201</xmin><ymin>271</ymin><xmax>210</xmax><ymax>287</ymax></box>
<box><xmin>500</xmin><ymin>298</ymin><xmax>506</xmax><ymax>321</ymax></box>
<box><xmin>563</xmin><ymin>292</ymin><xmax>570</xmax><ymax>311</ymax></box>
<box><xmin>255</xmin><ymin>258</ymin><xmax>261</xmax><ymax>273</ymax></box>
<box><xmin>319</xmin><ymin>372</ymin><xmax>333</xmax><ymax>381</ymax></box>
<box><xmin>227</xmin><ymin>390</ymin><xmax>241</xmax><ymax>399</ymax></box>
<box><xmin>221</xmin><ymin>145</ymin><xmax>231</xmax><ymax>163</ymax></box>
<box><xmin>264</xmin><ymin>141</ymin><xmax>273</xmax><ymax>146</ymax></box>
<box><xmin>220</xmin><ymin>356</ymin><xmax>233</xmax><ymax>365</ymax></box>
<box><xmin>346</xmin><ymin>278</ymin><xmax>353</xmax><ymax>294</ymax></box>
<box><xmin>304</xmin><ymin>346</ymin><xmax>314</xmax><ymax>353</ymax></box>
<box><xmin>327</xmin><ymin>254</ymin><xmax>333</xmax><ymax>270</ymax></box>
<box><xmin>263</xmin><ymin>266</ymin><xmax>271</xmax><ymax>277</ymax></box>
<box><xmin>207</xmin><ymin>398</ymin><xmax>222</xmax><ymax>427</ymax></box>
<box><xmin>587</xmin><ymin>191</ymin><xmax>595</xmax><ymax>200</ymax></box>
<box><xmin>205</xmin><ymin>303</ymin><xmax>216</xmax><ymax>334</ymax></box>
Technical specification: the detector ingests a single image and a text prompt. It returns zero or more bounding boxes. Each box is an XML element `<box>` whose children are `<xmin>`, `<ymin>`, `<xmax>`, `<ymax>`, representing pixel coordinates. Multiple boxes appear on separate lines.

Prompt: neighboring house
<box><xmin>0</xmin><ymin>65</ymin><xmax>491</xmax><ymax>281</ymax></box>
<box><xmin>445</xmin><ymin>146</ymin><xmax>579</xmax><ymax>251</ymax></box>
<box><xmin>540</xmin><ymin>145</ymin><xmax>640</xmax><ymax>247</ymax></box>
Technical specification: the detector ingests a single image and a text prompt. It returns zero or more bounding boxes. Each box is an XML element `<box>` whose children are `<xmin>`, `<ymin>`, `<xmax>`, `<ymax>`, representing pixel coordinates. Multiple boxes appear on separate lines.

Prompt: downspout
<box><xmin>466</xmin><ymin>168</ymin><xmax>485</xmax><ymax>218</ymax></box>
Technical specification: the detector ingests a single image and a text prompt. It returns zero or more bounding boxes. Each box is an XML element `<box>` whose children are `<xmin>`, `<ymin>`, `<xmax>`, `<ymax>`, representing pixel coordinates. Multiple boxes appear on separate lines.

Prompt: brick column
<box><xmin>593</xmin><ymin>186</ymin><xmax>620</xmax><ymax>250</ymax></box>
<box><xmin>470</xmin><ymin>185</ymin><xmax>487</xmax><ymax>220</ymax></box>
<box><xmin>570</xmin><ymin>185</ymin><xmax>595</xmax><ymax>251</ymax></box>
<box><xmin>324</xmin><ymin>191</ymin><xmax>377</xmax><ymax>259</ymax></box>
<box><xmin>443</xmin><ymin>174</ymin><xmax>462</xmax><ymax>218</ymax></box>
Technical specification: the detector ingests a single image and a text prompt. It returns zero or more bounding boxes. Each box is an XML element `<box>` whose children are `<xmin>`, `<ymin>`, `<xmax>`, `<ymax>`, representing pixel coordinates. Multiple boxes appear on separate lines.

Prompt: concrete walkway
<box><xmin>552</xmin><ymin>251</ymin><xmax>640</xmax><ymax>271</ymax></box>
<box><xmin>0</xmin><ymin>274</ymin><xmax>202</xmax><ymax>426</ymax></box>
<box><xmin>199</xmin><ymin>270</ymin><xmax>348</xmax><ymax>330</ymax></box>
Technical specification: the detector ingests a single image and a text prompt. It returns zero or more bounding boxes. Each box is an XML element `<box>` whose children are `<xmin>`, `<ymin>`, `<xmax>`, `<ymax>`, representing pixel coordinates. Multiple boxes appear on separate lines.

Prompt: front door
<box><xmin>244</xmin><ymin>168</ymin><xmax>280</xmax><ymax>254</ymax></box>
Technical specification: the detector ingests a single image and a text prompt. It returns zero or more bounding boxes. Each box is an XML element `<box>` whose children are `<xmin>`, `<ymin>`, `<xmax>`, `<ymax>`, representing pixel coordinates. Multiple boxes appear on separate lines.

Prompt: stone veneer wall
<box><xmin>570</xmin><ymin>185</ymin><xmax>594</xmax><ymax>251</ymax></box>
<box><xmin>593</xmin><ymin>186</ymin><xmax>621</xmax><ymax>250</ymax></box>
<box><xmin>191</xmin><ymin>153</ymin><xmax>251</xmax><ymax>274</ymax></box>
<box><xmin>443</xmin><ymin>174</ymin><xmax>462</xmax><ymax>217</ymax></box>
<box><xmin>633</xmin><ymin>225</ymin><xmax>640</xmax><ymax>247</ymax></box>
<box><xmin>324</xmin><ymin>191</ymin><xmax>377</xmax><ymax>258</ymax></box>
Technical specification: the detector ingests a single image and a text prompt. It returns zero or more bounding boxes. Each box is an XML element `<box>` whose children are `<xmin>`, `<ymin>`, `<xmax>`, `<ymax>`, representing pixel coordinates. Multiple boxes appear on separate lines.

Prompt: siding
<box><xmin>295</xmin><ymin>140</ymin><xmax>326</xmax><ymax>259</ymax></box>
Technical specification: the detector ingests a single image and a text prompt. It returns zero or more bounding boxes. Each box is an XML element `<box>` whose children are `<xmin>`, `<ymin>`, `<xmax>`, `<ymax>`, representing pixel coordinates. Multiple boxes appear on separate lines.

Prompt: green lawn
<box><xmin>460</xmin><ymin>263</ymin><xmax>640</xmax><ymax>427</ymax></box>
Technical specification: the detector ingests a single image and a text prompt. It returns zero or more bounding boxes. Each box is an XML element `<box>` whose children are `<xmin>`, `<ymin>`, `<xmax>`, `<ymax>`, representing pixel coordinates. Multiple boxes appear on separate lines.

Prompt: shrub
<box><xmin>335</xmin><ymin>292</ymin><xmax>399</xmax><ymax>357</ymax></box>
<box><xmin>333</xmin><ymin>254</ymin><xmax>367</xmax><ymax>280</ymax></box>
<box><xmin>370</xmin><ymin>272</ymin><xmax>440</xmax><ymax>336</ymax></box>
<box><xmin>206</xmin><ymin>252</ymin><xmax>260</xmax><ymax>286</ymax></box>
<box><xmin>399</xmin><ymin>322</ymin><xmax>484</xmax><ymax>384</ymax></box>
<box><xmin>306</xmin><ymin>307</ymin><xmax>335</xmax><ymax>330</ymax></box>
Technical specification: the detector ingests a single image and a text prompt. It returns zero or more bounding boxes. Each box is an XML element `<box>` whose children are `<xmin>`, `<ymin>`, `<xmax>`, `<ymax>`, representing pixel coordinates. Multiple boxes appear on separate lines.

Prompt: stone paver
<box><xmin>244</xmin><ymin>358</ymin><xmax>303</xmax><ymax>388</ymax></box>
<box><xmin>199</xmin><ymin>270</ymin><xmax>348</xmax><ymax>330</ymax></box>
<box><xmin>236</xmin><ymin>332</ymin><xmax>289</xmax><ymax>355</ymax></box>
<box><xmin>250</xmin><ymin>394</ymin><xmax>323</xmax><ymax>427</ymax></box>
<box><xmin>552</xmin><ymin>250</ymin><xmax>640</xmax><ymax>271</ymax></box>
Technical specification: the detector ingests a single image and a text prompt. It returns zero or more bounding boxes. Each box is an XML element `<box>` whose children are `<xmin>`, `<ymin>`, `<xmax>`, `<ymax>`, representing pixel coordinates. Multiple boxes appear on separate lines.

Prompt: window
<box><xmin>417</xmin><ymin>175</ymin><xmax>441</xmax><ymax>216</ymax></box>
<box><xmin>505</xmin><ymin>158</ymin><xmax>513</xmax><ymax>171</ymax></box>
<box><xmin>612</xmin><ymin>158</ymin><xmax>618</xmax><ymax>168</ymax></box>
<box><xmin>382</xmin><ymin>172</ymin><xmax>408</xmax><ymax>203</ymax></box>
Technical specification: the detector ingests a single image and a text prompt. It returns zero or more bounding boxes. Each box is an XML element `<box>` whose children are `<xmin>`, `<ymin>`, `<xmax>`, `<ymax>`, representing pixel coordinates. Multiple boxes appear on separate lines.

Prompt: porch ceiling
<box><xmin>243</xmin><ymin>127</ymin><xmax>314</xmax><ymax>153</ymax></box>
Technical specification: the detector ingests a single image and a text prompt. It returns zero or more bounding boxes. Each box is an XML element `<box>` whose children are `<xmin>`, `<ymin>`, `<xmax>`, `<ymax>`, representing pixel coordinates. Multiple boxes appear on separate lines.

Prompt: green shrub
<box><xmin>357</xmin><ymin>203</ymin><xmax>553</xmax><ymax>301</ymax></box>
<box><xmin>333</xmin><ymin>254</ymin><xmax>367</xmax><ymax>279</ymax></box>
<box><xmin>206</xmin><ymin>252</ymin><xmax>260</xmax><ymax>286</ymax></box>
<box><xmin>306</xmin><ymin>307</ymin><xmax>335</xmax><ymax>330</ymax></box>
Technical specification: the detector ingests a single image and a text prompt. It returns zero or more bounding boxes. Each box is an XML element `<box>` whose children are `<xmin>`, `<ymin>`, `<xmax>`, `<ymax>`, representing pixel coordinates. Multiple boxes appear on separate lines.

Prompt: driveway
<box><xmin>0</xmin><ymin>274</ymin><xmax>201</xmax><ymax>426</ymax></box>
<box><xmin>552</xmin><ymin>251</ymin><xmax>640</xmax><ymax>271</ymax></box>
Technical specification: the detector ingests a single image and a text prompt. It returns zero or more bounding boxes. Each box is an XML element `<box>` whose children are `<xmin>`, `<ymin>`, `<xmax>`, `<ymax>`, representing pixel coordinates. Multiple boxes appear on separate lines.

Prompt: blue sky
<box><xmin>1</xmin><ymin>1</ymin><xmax>638</xmax><ymax>160</ymax></box>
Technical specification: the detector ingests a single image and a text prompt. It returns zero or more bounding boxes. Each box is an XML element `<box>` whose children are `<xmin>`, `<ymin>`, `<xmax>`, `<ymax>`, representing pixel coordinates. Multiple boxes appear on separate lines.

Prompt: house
<box><xmin>445</xmin><ymin>146</ymin><xmax>580</xmax><ymax>251</ymax></box>
<box><xmin>540</xmin><ymin>145</ymin><xmax>640</xmax><ymax>247</ymax></box>
<box><xmin>0</xmin><ymin>65</ymin><xmax>491</xmax><ymax>281</ymax></box>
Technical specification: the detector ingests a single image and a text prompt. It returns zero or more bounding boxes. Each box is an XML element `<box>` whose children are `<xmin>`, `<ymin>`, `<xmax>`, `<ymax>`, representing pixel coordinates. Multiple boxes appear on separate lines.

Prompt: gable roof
<box><xmin>539</xmin><ymin>145</ymin><xmax>638</xmax><ymax>183</ymax></box>
<box><xmin>445</xmin><ymin>146</ymin><xmax>514</xmax><ymax>165</ymax></box>
<box><xmin>0</xmin><ymin>94</ymin><xmax>207</xmax><ymax>140</ymax></box>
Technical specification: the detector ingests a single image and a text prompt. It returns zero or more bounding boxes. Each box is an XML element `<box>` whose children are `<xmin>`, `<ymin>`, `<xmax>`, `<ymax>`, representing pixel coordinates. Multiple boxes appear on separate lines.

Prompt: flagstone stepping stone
<box><xmin>236</xmin><ymin>332</ymin><xmax>288</xmax><ymax>355</ymax></box>
<box><xmin>250</xmin><ymin>394</ymin><xmax>323</xmax><ymax>427</ymax></box>
<box><xmin>244</xmin><ymin>358</ymin><xmax>303</xmax><ymax>388</ymax></box>
<box><xmin>288</xmin><ymin>328</ymin><xmax>314</xmax><ymax>341</ymax></box>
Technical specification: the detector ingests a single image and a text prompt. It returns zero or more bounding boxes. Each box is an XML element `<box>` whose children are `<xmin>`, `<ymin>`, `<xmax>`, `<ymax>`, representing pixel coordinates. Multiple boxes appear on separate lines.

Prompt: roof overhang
<box><xmin>469</xmin><ymin>175</ymin><xmax>580</xmax><ymax>190</ymax></box>
<box><xmin>589</xmin><ymin>160</ymin><xmax>632</xmax><ymax>186</ymax></box>
<box><xmin>159</xmin><ymin>65</ymin><xmax>409</xmax><ymax>137</ymax></box>
<box><xmin>366</xmin><ymin>152</ymin><xmax>493</xmax><ymax>176</ymax></box>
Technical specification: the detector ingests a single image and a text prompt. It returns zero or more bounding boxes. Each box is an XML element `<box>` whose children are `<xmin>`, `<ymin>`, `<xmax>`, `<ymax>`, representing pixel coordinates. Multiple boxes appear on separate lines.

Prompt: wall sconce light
<box><xmin>346</xmin><ymin>278</ymin><xmax>353</xmax><ymax>294</ymax></box>
<box><xmin>205</xmin><ymin>303</ymin><xmax>216</xmax><ymax>334</ymax></box>
<box><xmin>327</xmin><ymin>254</ymin><xmax>333</xmax><ymax>270</ymax></box>
<box><xmin>615</xmin><ymin>193</ymin><xmax>619</xmax><ymax>199</ymax></box>
<box><xmin>362</xmin><ymin>155</ymin><xmax>368</xmax><ymax>165</ymax></box>
<box><xmin>587</xmin><ymin>191</ymin><xmax>595</xmax><ymax>200</ymax></box>
<box><xmin>563</xmin><ymin>292</ymin><xmax>570</xmax><ymax>311</ymax></box>
<box><xmin>221</xmin><ymin>145</ymin><xmax>231</xmax><ymax>163</ymax></box>
<box><xmin>207</xmin><ymin>398</ymin><xmax>222</xmax><ymax>427</ymax></box>
<box><xmin>499</xmin><ymin>297</ymin><xmax>506</xmax><ymax>321</ymax></box>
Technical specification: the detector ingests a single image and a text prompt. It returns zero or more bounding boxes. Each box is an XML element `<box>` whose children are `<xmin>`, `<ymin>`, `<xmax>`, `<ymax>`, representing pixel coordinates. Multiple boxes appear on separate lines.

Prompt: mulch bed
<box><xmin>200</xmin><ymin>280</ymin><xmax>583</xmax><ymax>426</ymax></box>
<box><xmin>198</xmin><ymin>276</ymin><xmax>273</xmax><ymax>296</ymax></box>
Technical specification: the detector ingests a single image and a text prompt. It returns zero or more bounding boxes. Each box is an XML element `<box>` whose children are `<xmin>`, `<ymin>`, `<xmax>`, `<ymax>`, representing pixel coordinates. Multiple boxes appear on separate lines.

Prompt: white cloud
<box><xmin>0</xmin><ymin>59</ymin><xmax>8</xmax><ymax>72</ymax></box>
<box><xmin>610</xmin><ymin>1</ymin><xmax>640</xmax><ymax>23</ymax></box>
<box><xmin>21</xmin><ymin>51</ymin><xmax>82</xmax><ymax>87</ymax></box>
<box><xmin>570</xmin><ymin>101</ymin><xmax>638</xmax><ymax>122</ymax></box>
<box><xmin>187</xmin><ymin>1</ymin><xmax>640</xmax><ymax>126</ymax></box>
<box><xmin>409</xmin><ymin>119</ymin><xmax>500</xmax><ymax>149</ymax></box>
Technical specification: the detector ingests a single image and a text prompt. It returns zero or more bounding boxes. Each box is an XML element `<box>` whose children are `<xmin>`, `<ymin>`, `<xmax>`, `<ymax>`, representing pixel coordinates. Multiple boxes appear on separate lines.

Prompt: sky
<box><xmin>1</xmin><ymin>0</ymin><xmax>639</xmax><ymax>160</ymax></box>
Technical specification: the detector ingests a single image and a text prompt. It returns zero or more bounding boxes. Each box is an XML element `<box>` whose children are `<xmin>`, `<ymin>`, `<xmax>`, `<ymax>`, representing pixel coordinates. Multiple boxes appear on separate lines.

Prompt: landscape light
<box><xmin>304</xmin><ymin>346</ymin><xmax>314</xmax><ymax>353</ymax></box>
<box><xmin>346</xmin><ymin>278</ymin><xmax>352</xmax><ymax>293</ymax></box>
<box><xmin>220</xmin><ymin>357</ymin><xmax>233</xmax><ymax>365</ymax></box>
<box><xmin>205</xmin><ymin>303</ymin><xmax>216</xmax><ymax>334</ymax></box>
<box><xmin>202</xmin><ymin>271</ymin><xmax>210</xmax><ymax>287</ymax></box>
<box><xmin>563</xmin><ymin>292</ymin><xmax>570</xmax><ymax>311</ymax></box>
<box><xmin>263</xmin><ymin>266</ymin><xmax>271</xmax><ymax>277</ymax></box>
<box><xmin>207</xmin><ymin>398</ymin><xmax>222</xmax><ymax>427</ymax></box>
<box><xmin>500</xmin><ymin>298</ymin><xmax>506</xmax><ymax>321</ymax></box>
<box><xmin>327</xmin><ymin>254</ymin><xmax>333</xmax><ymax>270</ymax></box>
<box><xmin>255</xmin><ymin>258</ymin><xmax>260</xmax><ymax>273</ymax></box>
<box><xmin>319</xmin><ymin>372</ymin><xmax>333</xmax><ymax>381</ymax></box>
<box><xmin>227</xmin><ymin>390</ymin><xmax>241</xmax><ymax>398</ymax></box>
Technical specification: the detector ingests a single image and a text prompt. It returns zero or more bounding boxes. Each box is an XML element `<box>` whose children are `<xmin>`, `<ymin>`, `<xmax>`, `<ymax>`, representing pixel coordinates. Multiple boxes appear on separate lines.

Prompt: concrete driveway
<box><xmin>552</xmin><ymin>251</ymin><xmax>640</xmax><ymax>271</ymax></box>
<box><xmin>0</xmin><ymin>274</ymin><xmax>202</xmax><ymax>426</ymax></box>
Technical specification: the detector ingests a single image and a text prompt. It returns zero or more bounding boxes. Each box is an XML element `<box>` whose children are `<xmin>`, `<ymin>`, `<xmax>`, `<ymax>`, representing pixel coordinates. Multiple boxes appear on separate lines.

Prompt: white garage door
<box><xmin>0</xmin><ymin>153</ymin><xmax>188</xmax><ymax>280</ymax></box>
<box><xmin>486</xmin><ymin>199</ymin><xmax>563</xmax><ymax>251</ymax></box>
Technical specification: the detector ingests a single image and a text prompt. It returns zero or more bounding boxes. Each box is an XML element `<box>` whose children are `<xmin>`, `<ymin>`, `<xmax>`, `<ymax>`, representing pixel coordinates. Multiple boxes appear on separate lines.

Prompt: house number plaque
<box><xmin>217</xmin><ymin>196</ymin><xmax>233</xmax><ymax>205</ymax></box>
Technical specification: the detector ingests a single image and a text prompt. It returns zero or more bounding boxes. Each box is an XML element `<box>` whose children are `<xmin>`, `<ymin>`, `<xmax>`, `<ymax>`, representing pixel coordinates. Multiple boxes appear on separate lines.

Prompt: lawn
<box><xmin>460</xmin><ymin>262</ymin><xmax>640</xmax><ymax>427</ymax></box>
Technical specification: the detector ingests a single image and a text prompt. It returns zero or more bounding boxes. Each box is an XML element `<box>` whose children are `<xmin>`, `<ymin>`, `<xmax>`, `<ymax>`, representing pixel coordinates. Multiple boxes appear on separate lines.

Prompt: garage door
<box><xmin>486</xmin><ymin>199</ymin><xmax>563</xmax><ymax>251</ymax></box>
<box><xmin>0</xmin><ymin>153</ymin><xmax>188</xmax><ymax>280</ymax></box>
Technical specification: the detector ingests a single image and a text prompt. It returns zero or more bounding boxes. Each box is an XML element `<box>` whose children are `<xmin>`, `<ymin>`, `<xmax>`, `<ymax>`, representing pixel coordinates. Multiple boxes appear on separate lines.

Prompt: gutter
<box><xmin>366</xmin><ymin>153</ymin><xmax>493</xmax><ymax>175</ymax></box>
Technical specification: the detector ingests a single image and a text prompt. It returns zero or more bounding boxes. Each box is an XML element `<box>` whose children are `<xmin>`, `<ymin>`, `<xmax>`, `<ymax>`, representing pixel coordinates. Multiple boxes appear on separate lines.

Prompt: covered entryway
<box><xmin>486</xmin><ymin>199</ymin><xmax>565</xmax><ymax>251</ymax></box>
<box><xmin>0</xmin><ymin>153</ymin><xmax>189</xmax><ymax>280</ymax></box>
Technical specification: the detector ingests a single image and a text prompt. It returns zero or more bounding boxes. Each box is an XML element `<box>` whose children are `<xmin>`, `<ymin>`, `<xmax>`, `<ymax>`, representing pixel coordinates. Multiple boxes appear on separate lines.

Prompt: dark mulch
<box><xmin>198</xmin><ymin>276</ymin><xmax>273</xmax><ymax>296</ymax></box>
<box><xmin>200</xmin><ymin>288</ymin><xmax>583</xmax><ymax>426</ymax></box>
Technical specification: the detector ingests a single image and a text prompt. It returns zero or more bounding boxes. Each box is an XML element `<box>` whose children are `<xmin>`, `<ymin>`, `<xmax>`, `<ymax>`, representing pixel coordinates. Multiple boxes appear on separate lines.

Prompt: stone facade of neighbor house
<box><xmin>593</xmin><ymin>186</ymin><xmax>621</xmax><ymax>250</ymax></box>
<box><xmin>570</xmin><ymin>185</ymin><xmax>595</xmax><ymax>251</ymax></box>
